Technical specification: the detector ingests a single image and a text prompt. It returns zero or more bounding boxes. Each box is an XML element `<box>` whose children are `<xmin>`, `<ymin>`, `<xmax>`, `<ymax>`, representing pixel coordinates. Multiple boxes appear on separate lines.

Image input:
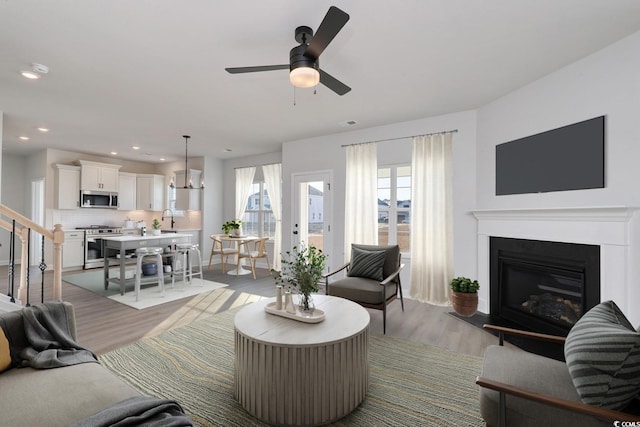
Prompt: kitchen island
<box><xmin>102</xmin><ymin>233</ymin><xmax>192</xmax><ymax>295</ymax></box>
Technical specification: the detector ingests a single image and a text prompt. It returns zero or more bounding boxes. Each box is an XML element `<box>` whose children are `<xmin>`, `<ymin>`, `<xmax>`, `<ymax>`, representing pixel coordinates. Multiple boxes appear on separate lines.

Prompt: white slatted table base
<box><xmin>234</xmin><ymin>296</ymin><xmax>370</xmax><ymax>426</ymax></box>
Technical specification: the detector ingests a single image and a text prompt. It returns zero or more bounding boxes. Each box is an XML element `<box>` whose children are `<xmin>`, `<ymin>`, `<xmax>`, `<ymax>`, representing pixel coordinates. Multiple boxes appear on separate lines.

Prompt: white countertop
<box><xmin>101</xmin><ymin>233</ymin><xmax>193</xmax><ymax>242</ymax></box>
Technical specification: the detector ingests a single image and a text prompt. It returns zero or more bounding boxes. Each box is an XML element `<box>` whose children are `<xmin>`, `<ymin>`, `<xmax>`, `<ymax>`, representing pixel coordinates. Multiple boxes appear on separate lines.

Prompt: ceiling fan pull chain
<box><xmin>293</xmin><ymin>86</ymin><xmax>297</xmax><ymax>106</ymax></box>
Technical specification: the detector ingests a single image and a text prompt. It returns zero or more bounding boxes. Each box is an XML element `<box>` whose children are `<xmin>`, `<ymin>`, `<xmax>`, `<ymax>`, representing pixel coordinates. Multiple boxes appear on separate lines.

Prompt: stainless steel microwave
<box><xmin>80</xmin><ymin>190</ymin><xmax>118</xmax><ymax>209</ymax></box>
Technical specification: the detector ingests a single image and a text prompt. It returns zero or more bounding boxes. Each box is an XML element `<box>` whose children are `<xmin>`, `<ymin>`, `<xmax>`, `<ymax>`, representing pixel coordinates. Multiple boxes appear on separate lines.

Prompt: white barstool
<box><xmin>172</xmin><ymin>243</ymin><xmax>203</xmax><ymax>288</ymax></box>
<box><xmin>135</xmin><ymin>247</ymin><xmax>165</xmax><ymax>301</ymax></box>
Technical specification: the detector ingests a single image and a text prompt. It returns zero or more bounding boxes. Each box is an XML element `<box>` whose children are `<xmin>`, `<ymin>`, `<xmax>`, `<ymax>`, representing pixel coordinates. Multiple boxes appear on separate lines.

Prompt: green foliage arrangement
<box><xmin>449</xmin><ymin>277</ymin><xmax>480</xmax><ymax>293</ymax></box>
<box><xmin>273</xmin><ymin>245</ymin><xmax>327</xmax><ymax>310</ymax></box>
<box><xmin>221</xmin><ymin>220</ymin><xmax>242</xmax><ymax>235</ymax></box>
<box><xmin>151</xmin><ymin>219</ymin><xmax>162</xmax><ymax>230</ymax></box>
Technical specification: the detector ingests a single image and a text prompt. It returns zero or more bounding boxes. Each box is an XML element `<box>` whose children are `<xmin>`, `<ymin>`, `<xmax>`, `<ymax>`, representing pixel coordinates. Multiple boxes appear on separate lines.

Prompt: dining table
<box><xmin>215</xmin><ymin>234</ymin><xmax>259</xmax><ymax>276</ymax></box>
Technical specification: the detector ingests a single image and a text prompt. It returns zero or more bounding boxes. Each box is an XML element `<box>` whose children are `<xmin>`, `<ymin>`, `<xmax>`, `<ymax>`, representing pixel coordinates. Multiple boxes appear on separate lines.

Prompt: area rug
<box><xmin>107</xmin><ymin>280</ymin><xmax>228</xmax><ymax>310</ymax></box>
<box><xmin>63</xmin><ymin>268</ymin><xmax>228</xmax><ymax>310</ymax></box>
<box><xmin>100</xmin><ymin>307</ymin><xmax>485</xmax><ymax>426</ymax></box>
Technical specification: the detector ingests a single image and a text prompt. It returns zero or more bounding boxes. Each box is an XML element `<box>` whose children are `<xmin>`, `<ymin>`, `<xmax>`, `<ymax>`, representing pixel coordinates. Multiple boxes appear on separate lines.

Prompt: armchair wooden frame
<box><xmin>324</xmin><ymin>253</ymin><xmax>405</xmax><ymax>334</ymax></box>
<box><xmin>476</xmin><ymin>324</ymin><xmax>639</xmax><ymax>426</ymax></box>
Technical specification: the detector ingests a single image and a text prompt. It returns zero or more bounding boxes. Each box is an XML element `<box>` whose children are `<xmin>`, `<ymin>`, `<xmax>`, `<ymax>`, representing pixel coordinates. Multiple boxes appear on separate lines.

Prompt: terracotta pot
<box><xmin>451</xmin><ymin>291</ymin><xmax>478</xmax><ymax>317</ymax></box>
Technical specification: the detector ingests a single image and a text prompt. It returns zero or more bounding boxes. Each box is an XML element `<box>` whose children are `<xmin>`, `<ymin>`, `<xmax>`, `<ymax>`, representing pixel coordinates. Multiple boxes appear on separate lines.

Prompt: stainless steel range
<box><xmin>77</xmin><ymin>226</ymin><xmax>123</xmax><ymax>269</ymax></box>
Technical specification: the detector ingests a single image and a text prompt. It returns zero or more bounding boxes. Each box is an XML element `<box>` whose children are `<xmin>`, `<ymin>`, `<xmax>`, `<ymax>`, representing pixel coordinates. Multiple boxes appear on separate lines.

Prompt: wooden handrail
<box><xmin>0</xmin><ymin>204</ymin><xmax>64</xmax><ymax>303</ymax></box>
<box><xmin>0</xmin><ymin>204</ymin><xmax>54</xmax><ymax>240</ymax></box>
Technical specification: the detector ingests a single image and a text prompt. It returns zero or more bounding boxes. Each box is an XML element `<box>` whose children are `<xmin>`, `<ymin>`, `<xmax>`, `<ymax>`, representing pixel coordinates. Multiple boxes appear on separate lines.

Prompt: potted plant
<box><xmin>222</xmin><ymin>220</ymin><xmax>242</xmax><ymax>236</ymax></box>
<box><xmin>450</xmin><ymin>276</ymin><xmax>480</xmax><ymax>317</ymax></box>
<box><xmin>273</xmin><ymin>245</ymin><xmax>327</xmax><ymax>315</ymax></box>
<box><xmin>151</xmin><ymin>218</ymin><xmax>162</xmax><ymax>236</ymax></box>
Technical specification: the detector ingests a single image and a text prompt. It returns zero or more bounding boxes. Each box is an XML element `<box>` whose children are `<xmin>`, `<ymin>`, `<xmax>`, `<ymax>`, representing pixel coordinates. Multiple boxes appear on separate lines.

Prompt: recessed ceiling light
<box><xmin>37</xmin><ymin>127</ymin><xmax>49</xmax><ymax>132</ymax></box>
<box><xmin>132</xmin><ymin>146</ymin><xmax>140</xmax><ymax>150</ymax></box>
<box><xmin>19</xmin><ymin>136</ymin><xmax>29</xmax><ymax>141</ymax></box>
<box><xmin>223</xmin><ymin>148</ymin><xmax>232</xmax><ymax>152</ymax></box>
<box><xmin>110</xmin><ymin>151</ymin><xmax>118</xmax><ymax>155</ymax></box>
<box><xmin>160</xmin><ymin>158</ymin><xmax>166</xmax><ymax>161</ymax></box>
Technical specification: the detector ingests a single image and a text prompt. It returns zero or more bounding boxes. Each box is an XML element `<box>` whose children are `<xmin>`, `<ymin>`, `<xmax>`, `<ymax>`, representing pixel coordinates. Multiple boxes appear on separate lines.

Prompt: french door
<box><xmin>292</xmin><ymin>171</ymin><xmax>332</xmax><ymax>270</ymax></box>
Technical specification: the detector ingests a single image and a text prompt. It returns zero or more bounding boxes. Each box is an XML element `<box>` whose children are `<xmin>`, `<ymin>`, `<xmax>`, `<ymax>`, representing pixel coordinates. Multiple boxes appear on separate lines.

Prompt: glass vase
<box><xmin>297</xmin><ymin>293</ymin><xmax>315</xmax><ymax>317</ymax></box>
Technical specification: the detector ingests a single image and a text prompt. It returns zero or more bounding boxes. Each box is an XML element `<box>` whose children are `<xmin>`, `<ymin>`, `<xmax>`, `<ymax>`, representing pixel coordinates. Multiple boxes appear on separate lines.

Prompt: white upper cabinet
<box><xmin>174</xmin><ymin>169</ymin><xmax>202</xmax><ymax>211</ymax></box>
<box><xmin>55</xmin><ymin>164</ymin><xmax>81</xmax><ymax>209</ymax></box>
<box><xmin>77</xmin><ymin>160</ymin><xmax>122</xmax><ymax>192</ymax></box>
<box><xmin>118</xmin><ymin>172</ymin><xmax>137</xmax><ymax>211</ymax></box>
<box><xmin>136</xmin><ymin>174</ymin><xmax>165</xmax><ymax>211</ymax></box>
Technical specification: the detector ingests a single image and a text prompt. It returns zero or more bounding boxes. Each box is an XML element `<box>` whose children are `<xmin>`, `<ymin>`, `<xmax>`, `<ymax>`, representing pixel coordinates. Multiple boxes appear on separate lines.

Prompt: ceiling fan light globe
<box><xmin>290</xmin><ymin>67</ymin><xmax>319</xmax><ymax>88</ymax></box>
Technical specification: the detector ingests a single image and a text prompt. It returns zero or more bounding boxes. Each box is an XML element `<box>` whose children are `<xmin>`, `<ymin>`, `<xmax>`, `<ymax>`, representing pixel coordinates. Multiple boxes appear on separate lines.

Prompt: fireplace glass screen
<box><xmin>501</xmin><ymin>258</ymin><xmax>584</xmax><ymax>328</ymax></box>
<box><xmin>490</xmin><ymin>237</ymin><xmax>600</xmax><ymax>336</ymax></box>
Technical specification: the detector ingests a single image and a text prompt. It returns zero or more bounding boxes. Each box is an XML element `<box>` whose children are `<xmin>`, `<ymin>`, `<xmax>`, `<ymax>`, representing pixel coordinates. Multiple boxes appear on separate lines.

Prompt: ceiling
<box><xmin>2</xmin><ymin>1</ymin><xmax>640</xmax><ymax>163</ymax></box>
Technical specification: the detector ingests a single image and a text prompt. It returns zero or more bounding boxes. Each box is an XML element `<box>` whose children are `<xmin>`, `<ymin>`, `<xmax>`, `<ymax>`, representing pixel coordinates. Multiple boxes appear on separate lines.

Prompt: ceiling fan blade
<box><xmin>319</xmin><ymin>69</ymin><xmax>351</xmax><ymax>96</ymax></box>
<box><xmin>225</xmin><ymin>65</ymin><xmax>289</xmax><ymax>74</ymax></box>
<box><xmin>305</xmin><ymin>6</ymin><xmax>350</xmax><ymax>59</ymax></box>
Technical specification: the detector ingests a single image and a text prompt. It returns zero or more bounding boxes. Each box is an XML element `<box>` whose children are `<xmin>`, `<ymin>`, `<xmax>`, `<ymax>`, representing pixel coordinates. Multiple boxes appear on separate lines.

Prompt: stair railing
<box><xmin>0</xmin><ymin>204</ymin><xmax>64</xmax><ymax>304</ymax></box>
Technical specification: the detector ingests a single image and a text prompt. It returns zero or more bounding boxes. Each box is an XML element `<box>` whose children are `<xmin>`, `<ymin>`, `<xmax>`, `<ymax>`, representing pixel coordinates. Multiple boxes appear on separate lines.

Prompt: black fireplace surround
<box><xmin>490</xmin><ymin>237</ymin><xmax>600</xmax><ymax>337</ymax></box>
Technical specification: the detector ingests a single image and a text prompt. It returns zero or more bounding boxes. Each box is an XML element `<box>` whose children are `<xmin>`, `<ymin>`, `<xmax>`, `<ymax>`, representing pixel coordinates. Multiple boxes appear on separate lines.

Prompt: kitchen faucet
<box><xmin>161</xmin><ymin>209</ymin><xmax>175</xmax><ymax>229</ymax></box>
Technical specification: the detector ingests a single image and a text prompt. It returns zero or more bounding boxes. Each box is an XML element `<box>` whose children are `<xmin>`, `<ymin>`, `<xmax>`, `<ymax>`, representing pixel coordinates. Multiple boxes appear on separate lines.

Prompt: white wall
<box><xmin>0</xmin><ymin>153</ymin><xmax>27</xmax><ymax>264</ymax></box>
<box><xmin>476</xmin><ymin>30</ymin><xmax>640</xmax><ymax>210</ymax></box>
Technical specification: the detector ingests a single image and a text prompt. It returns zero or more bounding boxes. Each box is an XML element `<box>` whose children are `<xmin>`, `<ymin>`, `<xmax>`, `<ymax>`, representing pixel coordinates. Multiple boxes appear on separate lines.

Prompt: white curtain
<box><xmin>344</xmin><ymin>142</ymin><xmax>378</xmax><ymax>260</ymax></box>
<box><xmin>409</xmin><ymin>133</ymin><xmax>454</xmax><ymax>305</ymax></box>
<box><xmin>235</xmin><ymin>167</ymin><xmax>256</xmax><ymax>226</ymax></box>
<box><xmin>262</xmin><ymin>163</ymin><xmax>282</xmax><ymax>270</ymax></box>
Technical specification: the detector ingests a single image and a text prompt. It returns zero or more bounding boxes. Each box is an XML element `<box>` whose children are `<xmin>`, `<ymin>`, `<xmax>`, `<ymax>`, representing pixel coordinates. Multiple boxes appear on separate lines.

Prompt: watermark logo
<box><xmin>614</xmin><ymin>422</ymin><xmax>640</xmax><ymax>427</ymax></box>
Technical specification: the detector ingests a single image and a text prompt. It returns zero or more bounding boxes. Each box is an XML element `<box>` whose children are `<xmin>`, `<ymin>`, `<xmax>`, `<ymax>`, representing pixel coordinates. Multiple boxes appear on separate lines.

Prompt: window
<box><xmin>166</xmin><ymin>186</ymin><xmax>184</xmax><ymax>215</ymax></box>
<box><xmin>243</xmin><ymin>182</ymin><xmax>275</xmax><ymax>238</ymax></box>
<box><xmin>378</xmin><ymin>165</ymin><xmax>411</xmax><ymax>253</ymax></box>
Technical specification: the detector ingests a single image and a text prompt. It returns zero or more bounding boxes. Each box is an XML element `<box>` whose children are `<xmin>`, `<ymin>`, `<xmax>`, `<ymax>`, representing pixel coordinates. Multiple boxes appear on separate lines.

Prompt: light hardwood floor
<box><xmin>6</xmin><ymin>265</ymin><xmax>501</xmax><ymax>357</ymax></box>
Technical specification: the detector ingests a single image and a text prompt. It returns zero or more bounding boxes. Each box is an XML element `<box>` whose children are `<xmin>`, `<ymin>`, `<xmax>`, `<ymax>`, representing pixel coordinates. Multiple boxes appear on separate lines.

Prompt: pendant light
<box><xmin>170</xmin><ymin>135</ymin><xmax>204</xmax><ymax>190</ymax></box>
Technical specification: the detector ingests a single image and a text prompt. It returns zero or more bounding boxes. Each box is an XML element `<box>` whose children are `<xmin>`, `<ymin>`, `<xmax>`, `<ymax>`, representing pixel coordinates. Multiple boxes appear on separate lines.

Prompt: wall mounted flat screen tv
<box><xmin>495</xmin><ymin>116</ymin><xmax>605</xmax><ymax>196</ymax></box>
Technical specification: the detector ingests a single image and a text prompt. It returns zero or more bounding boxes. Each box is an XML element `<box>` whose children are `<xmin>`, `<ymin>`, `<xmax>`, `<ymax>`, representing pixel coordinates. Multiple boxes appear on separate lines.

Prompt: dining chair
<box><xmin>208</xmin><ymin>234</ymin><xmax>239</xmax><ymax>272</ymax></box>
<box><xmin>237</xmin><ymin>237</ymin><xmax>270</xmax><ymax>279</ymax></box>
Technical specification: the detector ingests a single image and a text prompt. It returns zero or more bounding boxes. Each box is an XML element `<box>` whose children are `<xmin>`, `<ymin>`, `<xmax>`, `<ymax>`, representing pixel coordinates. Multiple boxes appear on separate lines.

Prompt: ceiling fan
<box><xmin>225</xmin><ymin>6</ymin><xmax>351</xmax><ymax>96</ymax></box>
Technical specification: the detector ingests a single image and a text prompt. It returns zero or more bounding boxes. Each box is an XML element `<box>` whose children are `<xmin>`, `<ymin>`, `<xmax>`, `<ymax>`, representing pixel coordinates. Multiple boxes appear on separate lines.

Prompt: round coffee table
<box><xmin>234</xmin><ymin>294</ymin><xmax>370</xmax><ymax>426</ymax></box>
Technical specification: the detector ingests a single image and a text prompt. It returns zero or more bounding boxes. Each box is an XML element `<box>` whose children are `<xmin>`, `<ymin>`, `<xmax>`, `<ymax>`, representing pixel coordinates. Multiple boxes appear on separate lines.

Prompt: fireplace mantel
<box><xmin>473</xmin><ymin>206</ymin><xmax>635</xmax><ymax>224</ymax></box>
<box><xmin>472</xmin><ymin>206</ymin><xmax>640</xmax><ymax>326</ymax></box>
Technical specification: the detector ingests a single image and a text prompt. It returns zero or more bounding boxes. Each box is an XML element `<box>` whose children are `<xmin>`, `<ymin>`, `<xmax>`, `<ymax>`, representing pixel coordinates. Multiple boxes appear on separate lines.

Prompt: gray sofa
<box><xmin>0</xmin><ymin>302</ymin><xmax>141</xmax><ymax>426</ymax></box>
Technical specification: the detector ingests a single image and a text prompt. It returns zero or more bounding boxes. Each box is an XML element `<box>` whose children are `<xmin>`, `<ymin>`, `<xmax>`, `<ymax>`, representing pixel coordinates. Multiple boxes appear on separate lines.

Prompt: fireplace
<box><xmin>490</xmin><ymin>237</ymin><xmax>600</xmax><ymax>337</ymax></box>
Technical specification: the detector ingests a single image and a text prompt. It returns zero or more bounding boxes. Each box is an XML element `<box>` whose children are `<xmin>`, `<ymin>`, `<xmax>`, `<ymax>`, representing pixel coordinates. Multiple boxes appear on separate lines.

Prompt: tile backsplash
<box><xmin>49</xmin><ymin>209</ymin><xmax>201</xmax><ymax>230</ymax></box>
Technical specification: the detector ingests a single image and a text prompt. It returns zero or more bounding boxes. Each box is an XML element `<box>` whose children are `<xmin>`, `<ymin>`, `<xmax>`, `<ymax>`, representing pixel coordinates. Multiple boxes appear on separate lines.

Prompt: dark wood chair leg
<box><xmin>383</xmin><ymin>303</ymin><xmax>387</xmax><ymax>334</ymax></box>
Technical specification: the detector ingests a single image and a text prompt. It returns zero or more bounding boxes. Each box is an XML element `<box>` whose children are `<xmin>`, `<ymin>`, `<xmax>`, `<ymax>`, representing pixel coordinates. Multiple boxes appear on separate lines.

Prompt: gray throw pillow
<box><xmin>564</xmin><ymin>300</ymin><xmax>640</xmax><ymax>410</ymax></box>
<box><xmin>347</xmin><ymin>247</ymin><xmax>386</xmax><ymax>282</ymax></box>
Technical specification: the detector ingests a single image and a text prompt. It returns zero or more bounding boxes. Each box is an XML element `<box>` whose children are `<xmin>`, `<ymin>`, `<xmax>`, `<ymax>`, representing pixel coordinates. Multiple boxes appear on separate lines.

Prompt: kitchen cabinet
<box><xmin>136</xmin><ymin>174</ymin><xmax>165</xmax><ymax>211</ymax></box>
<box><xmin>174</xmin><ymin>169</ymin><xmax>202</xmax><ymax>211</ymax></box>
<box><xmin>118</xmin><ymin>172</ymin><xmax>137</xmax><ymax>211</ymax></box>
<box><xmin>63</xmin><ymin>231</ymin><xmax>84</xmax><ymax>269</ymax></box>
<box><xmin>55</xmin><ymin>164</ymin><xmax>80</xmax><ymax>209</ymax></box>
<box><xmin>77</xmin><ymin>160</ymin><xmax>121</xmax><ymax>192</ymax></box>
